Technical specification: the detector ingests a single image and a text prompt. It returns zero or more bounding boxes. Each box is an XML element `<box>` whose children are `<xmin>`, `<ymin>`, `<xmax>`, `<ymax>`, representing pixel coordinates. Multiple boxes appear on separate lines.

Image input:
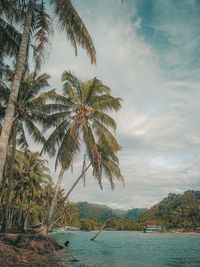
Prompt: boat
<box><xmin>143</xmin><ymin>221</ymin><xmax>164</xmax><ymax>233</ymax></box>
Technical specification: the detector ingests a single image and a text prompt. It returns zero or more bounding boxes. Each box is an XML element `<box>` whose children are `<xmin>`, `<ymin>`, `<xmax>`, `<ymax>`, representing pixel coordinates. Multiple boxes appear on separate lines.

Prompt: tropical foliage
<box><xmin>0</xmin><ymin>71</ymin><xmax>52</xmax><ymax>146</ymax></box>
<box><xmin>0</xmin><ymin>71</ymin><xmax>57</xmax><ymax>232</ymax></box>
<box><xmin>40</xmin><ymin>72</ymin><xmax>124</xmax><ymax>233</ymax></box>
<box><xmin>0</xmin><ymin>1</ymin><xmax>125</xmax><ymax>235</ymax></box>
<box><xmin>0</xmin><ymin>70</ymin><xmax>124</xmax><ymax>233</ymax></box>
<box><xmin>0</xmin><ymin>0</ymin><xmax>96</xmax><ymax>182</ymax></box>
<box><xmin>77</xmin><ymin>202</ymin><xmax>146</xmax><ymax>223</ymax></box>
<box><xmin>139</xmin><ymin>190</ymin><xmax>200</xmax><ymax>229</ymax></box>
<box><xmin>0</xmin><ymin>149</ymin><xmax>79</xmax><ymax>231</ymax></box>
<box><xmin>42</xmin><ymin>71</ymin><xmax>124</xmax><ymax>188</ymax></box>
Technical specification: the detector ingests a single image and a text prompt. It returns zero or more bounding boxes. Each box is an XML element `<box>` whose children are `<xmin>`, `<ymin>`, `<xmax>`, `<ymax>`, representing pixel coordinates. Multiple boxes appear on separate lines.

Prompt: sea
<box><xmin>49</xmin><ymin>231</ymin><xmax>200</xmax><ymax>267</ymax></box>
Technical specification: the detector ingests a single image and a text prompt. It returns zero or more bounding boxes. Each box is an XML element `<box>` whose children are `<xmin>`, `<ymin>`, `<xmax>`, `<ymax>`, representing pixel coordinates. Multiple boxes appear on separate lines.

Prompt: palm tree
<box><xmin>6</xmin><ymin>150</ymin><xmax>51</xmax><ymax>230</ymax></box>
<box><xmin>0</xmin><ymin>0</ymin><xmax>96</xmax><ymax>182</ymax></box>
<box><xmin>41</xmin><ymin>71</ymin><xmax>124</xmax><ymax>233</ymax></box>
<box><xmin>0</xmin><ymin>71</ymin><xmax>54</xmax><ymax>232</ymax></box>
<box><xmin>17</xmin><ymin>151</ymin><xmax>51</xmax><ymax>230</ymax></box>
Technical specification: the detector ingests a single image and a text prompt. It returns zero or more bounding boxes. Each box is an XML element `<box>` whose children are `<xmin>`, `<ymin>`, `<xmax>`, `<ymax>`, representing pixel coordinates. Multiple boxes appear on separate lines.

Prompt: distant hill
<box><xmin>76</xmin><ymin>202</ymin><xmax>146</xmax><ymax>222</ymax></box>
<box><xmin>124</xmin><ymin>208</ymin><xmax>147</xmax><ymax>221</ymax></box>
<box><xmin>139</xmin><ymin>190</ymin><xmax>200</xmax><ymax>229</ymax></box>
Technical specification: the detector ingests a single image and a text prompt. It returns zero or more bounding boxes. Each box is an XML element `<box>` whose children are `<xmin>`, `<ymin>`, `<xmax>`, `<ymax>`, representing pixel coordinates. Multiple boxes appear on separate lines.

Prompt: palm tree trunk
<box><xmin>1</xmin><ymin>119</ymin><xmax>17</xmax><ymax>233</ymax></box>
<box><xmin>51</xmin><ymin>163</ymin><xmax>91</xmax><ymax>223</ymax></box>
<box><xmin>0</xmin><ymin>0</ymin><xmax>35</xmax><ymax>183</ymax></box>
<box><xmin>64</xmin><ymin>163</ymin><xmax>91</xmax><ymax>202</ymax></box>
<box><xmin>90</xmin><ymin>218</ymin><xmax>116</xmax><ymax>241</ymax></box>
<box><xmin>18</xmin><ymin>194</ymin><xmax>24</xmax><ymax>229</ymax></box>
<box><xmin>49</xmin><ymin>214</ymin><xmax>64</xmax><ymax>230</ymax></box>
<box><xmin>8</xmin><ymin>207</ymin><xmax>14</xmax><ymax>229</ymax></box>
<box><xmin>42</xmin><ymin>167</ymin><xmax>65</xmax><ymax>235</ymax></box>
<box><xmin>24</xmin><ymin>199</ymin><xmax>30</xmax><ymax>230</ymax></box>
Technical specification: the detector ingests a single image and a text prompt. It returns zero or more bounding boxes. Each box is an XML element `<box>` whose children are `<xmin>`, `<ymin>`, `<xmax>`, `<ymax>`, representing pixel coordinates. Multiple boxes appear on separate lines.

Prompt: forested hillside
<box><xmin>77</xmin><ymin>202</ymin><xmax>146</xmax><ymax>222</ymax></box>
<box><xmin>139</xmin><ymin>190</ymin><xmax>200</xmax><ymax>229</ymax></box>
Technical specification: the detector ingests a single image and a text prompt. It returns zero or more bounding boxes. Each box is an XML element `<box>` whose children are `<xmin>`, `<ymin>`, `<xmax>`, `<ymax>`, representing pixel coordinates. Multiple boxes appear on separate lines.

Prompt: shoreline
<box><xmin>143</xmin><ymin>231</ymin><xmax>200</xmax><ymax>236</ymax></box>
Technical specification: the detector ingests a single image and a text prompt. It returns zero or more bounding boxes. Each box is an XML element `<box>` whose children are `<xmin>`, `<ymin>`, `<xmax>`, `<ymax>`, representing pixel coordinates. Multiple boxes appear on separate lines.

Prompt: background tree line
<box><xmin>77</xmin><ymin>191</ymin><xmax>200</xmax><ymax>231</ymax></box>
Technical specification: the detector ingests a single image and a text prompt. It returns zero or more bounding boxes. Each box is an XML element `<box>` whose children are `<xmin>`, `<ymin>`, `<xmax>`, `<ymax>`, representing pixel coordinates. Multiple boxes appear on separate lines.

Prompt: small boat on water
<box><xmin>65</xmin><ymin>226</ymin><xmax>80</xmax><ymax>231</ymax></box>
<box><xmin>53</xmin><ymin>226</ymin><xmax>80</xmax><ymax>233</ymax></box>
<box><xmin>143</xmin><ymin>221</ymin><xmax>164</xmax><ymax>233</ymax></box>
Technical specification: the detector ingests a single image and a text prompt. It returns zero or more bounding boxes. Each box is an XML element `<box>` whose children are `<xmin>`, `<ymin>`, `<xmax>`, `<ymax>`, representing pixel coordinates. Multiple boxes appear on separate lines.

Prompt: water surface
<box><xmin>49</xmin><ymin>231</ymin><xmax>200</xmax><ymax>266</ymax></box>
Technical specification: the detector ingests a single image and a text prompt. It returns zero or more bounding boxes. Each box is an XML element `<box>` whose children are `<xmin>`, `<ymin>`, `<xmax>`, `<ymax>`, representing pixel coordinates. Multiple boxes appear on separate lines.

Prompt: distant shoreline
<box><xmin>144</xmin><ymin>231</ymin><xmax>200</xmax><ymax>236</ymax></box>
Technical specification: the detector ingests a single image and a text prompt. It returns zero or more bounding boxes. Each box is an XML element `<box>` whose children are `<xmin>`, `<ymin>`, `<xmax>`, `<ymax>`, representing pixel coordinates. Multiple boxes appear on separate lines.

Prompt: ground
<box><xmin>0</xmin><ymin>233</ymin><xmax>67</xmax><ymax>267</ymax></box>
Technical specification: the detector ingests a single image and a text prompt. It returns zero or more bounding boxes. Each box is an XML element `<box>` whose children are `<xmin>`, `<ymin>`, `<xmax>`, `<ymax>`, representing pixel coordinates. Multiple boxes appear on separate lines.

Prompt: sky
<box><xmin>35</xmin><ymin>0</ymin><xmax>200</xmax><ymax>210</ymax></box>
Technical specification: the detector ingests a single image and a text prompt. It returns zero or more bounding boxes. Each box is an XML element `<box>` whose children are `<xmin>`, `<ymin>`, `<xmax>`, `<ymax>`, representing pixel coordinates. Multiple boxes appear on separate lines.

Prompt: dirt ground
<box><xmin>0</xmin><ymin>233</ymin><xmax>67</xmax><ymax>267</ymax></box>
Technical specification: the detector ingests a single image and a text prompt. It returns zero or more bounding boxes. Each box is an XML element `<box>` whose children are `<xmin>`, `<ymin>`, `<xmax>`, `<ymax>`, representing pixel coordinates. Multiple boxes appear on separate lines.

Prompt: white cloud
<box><xmin>37</xmin><ymin>0</ymin><xmax>200</xmax><ymax>209</ymax></box>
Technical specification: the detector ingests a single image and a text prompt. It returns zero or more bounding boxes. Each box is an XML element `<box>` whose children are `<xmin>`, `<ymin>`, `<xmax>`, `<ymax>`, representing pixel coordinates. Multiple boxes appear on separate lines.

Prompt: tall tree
<box><xmin>1</xmin><ymin>149</ymin><xmax>51</xmax><ymax>230</ymax></box>
<box><xmin>15</xmin><ymin>151</ymin><xmax>51</xmax><ymax>230</ymax></box>
<box><xmin>41</xmin><ymin>71</ymin><xmax>123</xmax><ymax>233</ymax></box>
<box><xmin>0</xmin><ymin>0</ymin><xmax>96</xmax><ymax>182</ymax></box>
<box><xmin>0</xmin><ymin>71</ymin><xmax>53</xmax><ymax>232</ymax></box>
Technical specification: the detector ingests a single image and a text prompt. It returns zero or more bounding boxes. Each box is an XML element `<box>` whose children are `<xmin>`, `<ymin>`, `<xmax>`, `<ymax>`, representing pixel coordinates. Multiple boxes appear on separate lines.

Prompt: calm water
<box><xmin>49</xmin><ymin>231</ymin><xmax>200</xmax><ymax>267</ymax></box>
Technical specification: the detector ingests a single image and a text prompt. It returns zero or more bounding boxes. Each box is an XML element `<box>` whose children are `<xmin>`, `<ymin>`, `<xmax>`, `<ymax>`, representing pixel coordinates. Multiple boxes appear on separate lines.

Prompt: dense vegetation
<box><xmin>0</xmin><ymin>2</ymin><xmax>199</xmax><ymax>237</ymax></box>
<box><xmin>78</xmin><ymin>191</ymin><xmax>200</xmax><ymax>231</ymax></box>
<box><xmin>0</xmin><ymin>1</ymin><xmax>125</xmax><ymax>234</ymax></box>
<box><xmin>0</xmin><ymin>149</ymin><xmax>80</xmax><ymax>231</ymax></box>
<box><xmin>139</xmin><ymin>190</ymin><xmax>200</xmax><ymax>229</ymax></box>
<box><xmin>77</xmin><ymin>202</ymin><xmax>146</xmax><ymax>222</ymax></box>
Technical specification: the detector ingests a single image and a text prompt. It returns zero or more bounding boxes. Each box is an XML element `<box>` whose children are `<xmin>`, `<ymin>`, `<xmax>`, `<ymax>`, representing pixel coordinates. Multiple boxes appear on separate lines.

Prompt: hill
<box><xmin>139</xmin><ymin>190</ymin><xmax>200</xmax><ymax>229</ymax></box>
<box><xmin>76</xmin><ymin>202</ymin><xmax>146</xmax><ymax>222</ymax></box>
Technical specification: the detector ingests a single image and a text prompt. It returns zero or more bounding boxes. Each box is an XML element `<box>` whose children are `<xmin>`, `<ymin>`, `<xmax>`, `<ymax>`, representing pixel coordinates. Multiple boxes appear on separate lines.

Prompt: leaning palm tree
<box><xmin>52</xmin><ymin>139</ymin><xmax>125</xmax><ymax>226</ymax></box>
<box><xmin>0</xmin><ymin>0</ymin><xmax>96</xmax><ymax>182</ymax></box>
<box><xmin>41</xmin><ymin>71</ymin><xmax>124</xmax><ymax>233</ymax></box>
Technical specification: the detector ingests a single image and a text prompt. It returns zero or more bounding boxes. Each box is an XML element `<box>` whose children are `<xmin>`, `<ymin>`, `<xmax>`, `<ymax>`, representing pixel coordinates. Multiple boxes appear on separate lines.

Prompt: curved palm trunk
<box><xmin>90</xmin><ymin>218</ymin><xmax>116</xmax><ymax>241</ymax></box>
<box><xmin>42</xmin><ymin>167</ymin><xmax>65</xmax><ymax>235</ymax></box>
<box><xmin>50</xmin><ymin>163</ymin><xmax>91</xmax><ymax>227</ymax></box>
<box><xmin>1</xmin><ymin>120</ymin><xmax>17</xmax><ymax>233</ymax></box>
<box><xmin>0</xmin><ymin>0</ymin><xmax>35</xmax><ymax>183</ymax></box>
<box><xmin>63</xmin><ymin>163</ymin><xmax>91</xmax><ymax>202</ymax></box>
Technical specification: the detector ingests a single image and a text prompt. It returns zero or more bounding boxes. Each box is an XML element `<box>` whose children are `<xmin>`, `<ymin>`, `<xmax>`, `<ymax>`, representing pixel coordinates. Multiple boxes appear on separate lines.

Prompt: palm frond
<box><xmin>0</xmin><ymin>80</ymin><xmax>10</xmax><ymax>103</ymax></box>
<box><xmin>102</xmin><ymin>159</ymin><xmax>125</xmax><ymax>189</ymax></box>
<box><xmin>0</xmin><ymin>17</ymin><xmax>21</xmax><ymax>57</ymax></box>
<box><xmin>55</xmin><ymin>124</ymin><xmax>80</xmax><ymax>170</ymax></box>
<box><xmin>32</xmin><ymin>2</ymin><xmax>53</xmax><ymax>73</ymax></box>
<box><xmin>91</xmin><ymin>95</ymin><xmax>122</xmax><ymax>112</ymax></box>
<box><xmin>16</xmin><ymin>120</ymin><xmax>29</xmax><ymax>150</ymax></box>
<box><xmin>25</xmin><ymin>119</ymin><xmax>46</xmax><ymax>144</ymax></box>
<box><xmin>0</xmin><ymin>0</ymin><xmax>26</xmax><ymax>24</ymax></box>
<box><xmin>51</xmin><ymin>0</ymin><xmax>96</xmax><ymax>64</ymax></box>
<box><xmin>92</xmin><ymin>111</ymin><xmax>117</xmax><ymax>132</ymax></box>
<box><xmin>62</xmin><ymin>71</ymin><xmax>82</xmax><ymax>101</ymax></box>
<box><xmin>41</xmin><ymin>120</ymin><xmax>70</xmax><ymax>157</ymax></box>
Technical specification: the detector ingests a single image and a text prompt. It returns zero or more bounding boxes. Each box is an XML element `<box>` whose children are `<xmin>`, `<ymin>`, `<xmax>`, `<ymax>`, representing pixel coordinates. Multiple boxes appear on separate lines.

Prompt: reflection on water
<box><xmin>49</xmin><ymin>231</ymin><xmax>200</xmax><ymax>267</ymax></box>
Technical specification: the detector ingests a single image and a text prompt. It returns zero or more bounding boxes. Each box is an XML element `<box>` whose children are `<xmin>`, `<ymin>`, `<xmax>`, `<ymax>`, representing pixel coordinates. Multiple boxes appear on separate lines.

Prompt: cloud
<box><xmin>35</xmin><ymin>0</ymin><xmax>200</xmax><ymax>209</ymax></box>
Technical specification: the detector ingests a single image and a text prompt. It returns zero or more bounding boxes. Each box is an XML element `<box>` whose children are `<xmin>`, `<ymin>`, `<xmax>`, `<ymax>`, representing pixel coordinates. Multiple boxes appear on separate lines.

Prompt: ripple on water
<box><xmin>49</xmin><ymin>231</ymin><xmax>200</xmax><ymax>267</ymax></box>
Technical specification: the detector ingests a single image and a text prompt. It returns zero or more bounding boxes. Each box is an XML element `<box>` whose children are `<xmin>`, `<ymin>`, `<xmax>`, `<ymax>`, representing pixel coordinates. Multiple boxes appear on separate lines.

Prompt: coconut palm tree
<box><xmin>0</xmin><ymin>0</ymin><xmax>96</xmax><ymax>182</ymax></box>
<box><xmin>41</xmin><ymin>71</ymin><xmax>124</xmax><ymax>233</ymax></box>
<box><xmin>0</xmin><ymin>71</ymin><xmax>54</xmax><ymax>232</ymax></box>
<box><xmin>17</xmin><ymin>151</ymin><xmax>51</xmax><ymax>230</ymax></box>
<box><xmin>5</xmin><ymin>150</ymin><xmax>51</xmax><ymax>230</ymax></box>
